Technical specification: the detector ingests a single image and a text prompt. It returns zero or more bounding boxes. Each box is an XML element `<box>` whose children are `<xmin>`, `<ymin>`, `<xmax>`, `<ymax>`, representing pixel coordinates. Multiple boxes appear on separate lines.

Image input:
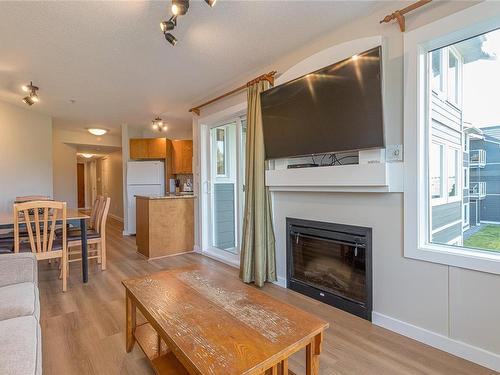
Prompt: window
<box><xmin>431</xmin><ymin>49</ymin><xmax>444</xmax><ymax>94</ymax></box>
<box><xmin>216</xmin><ymin>128</ymin><xmax>226</xmax><ymax>176</ymax></box>
<box><xmin>447</xmin><ymin>148</ymin><xmax>458</xmax><ymax>197</ymax></box>
<box><xmin>448</xmin><ymin>50</ymin><xmax>460</xmax><ymax>106</ymax></box>
<box><xmin>430</xmin><ymin>143</ymin><xmax>444</xmax><ymax>199</ymax></box>
<box><xmin>404</xmin><ymin>2</ymin><xmax>500</xmax><ymax>275</ymax></box>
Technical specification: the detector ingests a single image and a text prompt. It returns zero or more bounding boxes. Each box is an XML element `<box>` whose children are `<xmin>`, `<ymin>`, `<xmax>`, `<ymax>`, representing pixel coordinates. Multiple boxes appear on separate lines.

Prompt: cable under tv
<box><xmin>287</xmin><ymin>163</ymin><xmax>319</xmax><ymax>169</ymax></box>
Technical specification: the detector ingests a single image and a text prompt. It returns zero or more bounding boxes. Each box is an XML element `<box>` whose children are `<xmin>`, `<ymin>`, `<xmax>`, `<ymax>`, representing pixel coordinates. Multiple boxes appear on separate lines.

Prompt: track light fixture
<box><xmin>152</xmin><ymin>117</ymin><xmax>168</xmax><ymax>132</ymax></box>
<box><xmin>164</xmin><ymin>33</ymin><xmax>177</xmax><ymax>46</ymax></box>
<box><xmin>21</xmin><ymin>81</ymin><xmax>39</xmax><ymax>106</ymax></box>
<box><xmin>161</xmin><ymin>0</ymin><xmax>216</xmax><ymax>46</ymax></box>
<box><xmin>160</xmin><ymin>15</ymin><xmax>177</xmax><ymax>33</ymax></box>
<box><xmin>171</xmin><ymin>0</ymin><xmax>189</xmax><ymax>16</ymax></box>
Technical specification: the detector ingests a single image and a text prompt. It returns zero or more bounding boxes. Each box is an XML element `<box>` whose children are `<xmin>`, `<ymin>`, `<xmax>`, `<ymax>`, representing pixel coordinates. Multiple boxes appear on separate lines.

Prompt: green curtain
<box><xmin>239</xmin><ymin>80</ymin><xmax>277</xmax><ymax>287</ymax></box>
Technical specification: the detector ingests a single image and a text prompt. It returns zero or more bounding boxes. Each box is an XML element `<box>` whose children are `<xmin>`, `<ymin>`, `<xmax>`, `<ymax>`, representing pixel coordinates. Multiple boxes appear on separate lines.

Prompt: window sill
<box><xmin>405</xmin><ymin>242</ymin><xmax>500</xmax><ymax>275</ymax></box>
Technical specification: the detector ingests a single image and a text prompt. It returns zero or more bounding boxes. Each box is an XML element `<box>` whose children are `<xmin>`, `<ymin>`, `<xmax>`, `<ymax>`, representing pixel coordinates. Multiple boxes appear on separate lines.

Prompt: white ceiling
<box><xmin>0</xmin><ymin>1</ymin><xmax>388</xmax><ymax>136</ymax></box>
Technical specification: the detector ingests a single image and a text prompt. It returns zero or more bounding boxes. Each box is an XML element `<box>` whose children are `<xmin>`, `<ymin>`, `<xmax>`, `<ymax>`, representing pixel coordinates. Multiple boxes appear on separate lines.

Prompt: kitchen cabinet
<box><xmin>172</xmin><ymin>140</ymin><xmax>193</xmax><ymax>174</ymax></box>
<box><xmin>130</xmin><ymin>138</ymin><xmax>167</xmax><ymax>160</ymax></box>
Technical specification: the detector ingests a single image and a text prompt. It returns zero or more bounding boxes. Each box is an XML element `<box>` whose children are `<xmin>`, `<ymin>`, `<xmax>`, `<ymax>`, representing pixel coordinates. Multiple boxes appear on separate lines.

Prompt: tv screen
<box><xmin>261</xmin><ymin>46</ymin><xmax>384</xmax><ymax>160</ymax></box>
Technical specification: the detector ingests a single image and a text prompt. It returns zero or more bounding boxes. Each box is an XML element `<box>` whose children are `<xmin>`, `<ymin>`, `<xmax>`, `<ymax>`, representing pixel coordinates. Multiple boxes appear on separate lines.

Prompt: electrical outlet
<box><xmin>386</xmin><ymin>144</ymin><xmax>403</xmax><ymax>162</ymax></box>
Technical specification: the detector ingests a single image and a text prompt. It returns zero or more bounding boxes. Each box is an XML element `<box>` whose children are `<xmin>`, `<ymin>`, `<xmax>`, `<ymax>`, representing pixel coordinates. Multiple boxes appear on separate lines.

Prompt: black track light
<box><xmin>204</xmin><ymin>0</ymin><xmax>217</xmax><ymax>7</ymax></box>
<box><xmin>160</xmin><ymin>16</ymin><xmax>177</xmax><ymax>33</ymax></box>
<box><xmin>21</xmin><ymin>81</ymin><xmax>39</xmax><ymax>106</ymax></box>
<box><xmin>171</xmin><ymin>0</ymin><xmax>189</xmax><ymax>16</ymax></box>
<box><xmin>164</xmin><ymin>33</ymin><xmax>177</xmax><ymax>46</ymax></box>
<box><xmin>22</xmin><ymin>95</ymin><xmax>37</xmax><ymax>106</ymax></box>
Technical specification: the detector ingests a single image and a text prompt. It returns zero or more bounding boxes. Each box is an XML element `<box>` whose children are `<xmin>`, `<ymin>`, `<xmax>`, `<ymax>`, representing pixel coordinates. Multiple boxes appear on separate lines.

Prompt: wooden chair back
<box><xmin>95</xmin><ymin>197</ymin><xmax>111</xmax><ymax>236</ymax></box>
<box><xmin>89</xmin><ymin>196</ymin><xmax>104</xmax><ymax>229</ymax></box>
<box><xmin>13</xmin><ymin>201</ymin><xmax>67</xmax><ymax>257</ymax></box>
<box><xmin>15</xmin><ymin>195</ymin><xmax>51</xmax><ymax>203</ymax></box>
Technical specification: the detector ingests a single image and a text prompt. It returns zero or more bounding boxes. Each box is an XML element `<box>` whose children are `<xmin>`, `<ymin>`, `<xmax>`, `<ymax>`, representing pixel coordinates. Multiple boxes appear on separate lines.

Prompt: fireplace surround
<box><xmin>286</xmin><ymin>217</ymin><xmax>373</xmax><ymax>320</ymax></box>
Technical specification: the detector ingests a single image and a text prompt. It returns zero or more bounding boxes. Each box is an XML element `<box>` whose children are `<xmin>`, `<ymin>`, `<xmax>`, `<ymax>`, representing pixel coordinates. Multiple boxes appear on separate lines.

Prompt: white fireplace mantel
<box><xmin>265</xmin><ymin>162</ymin><xmax>403</xmax><ymax>193</ymax></box>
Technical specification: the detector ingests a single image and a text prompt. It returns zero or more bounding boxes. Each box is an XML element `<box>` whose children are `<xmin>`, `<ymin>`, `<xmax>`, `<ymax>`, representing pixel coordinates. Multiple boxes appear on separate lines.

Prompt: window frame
<box><xmin>430</xmin><ymin>48</ymin><xmax>446</xmax><ymax>98</ymax></box>
<box><xmin>214</xmin><ymin>126</ymin><xmax>228</xmax><ymax>178</ymax></box>
<box><xmin>446</xmin><ymin>145</ymin><xmax>461</xmax><ymax>202</ymax></box>
<box><xmin>446</xmin><ymin>47</ymin><xmax>462</xmax><ymax>109</ymax></box>
<box><xmin>463</xmin><ymin>202</ymin><xmax>470</xmax><ymax>227</ymax></box>
<box><xmin>404</xmin><ymin>2</ymin><xmax>500</xmax><ymax>275</ymax></box>
<box><xmin>429</xmin><ymin>141</ymin><xmax>446</xmax><ymax>204</ymax></box>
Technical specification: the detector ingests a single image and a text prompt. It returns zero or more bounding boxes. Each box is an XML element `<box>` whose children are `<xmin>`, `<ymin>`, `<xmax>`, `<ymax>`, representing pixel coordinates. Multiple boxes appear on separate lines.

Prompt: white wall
<box><xmin>53</xmin><ymin>128</ymin><xmax>78</xmax><ymax>207</ymax></box>
<box><xmin>0</xmin><ymin>100</ymin><xmax>53</xmax><ymax>213</ymax></box>
<box><xmin>141</xmin><ymin>127</ymin><xmax>192</xmax><ymax>140</ymax></box>
<box><xmin>52</xmin><ymin>127</ymin><xmax>121</xmax><ymax>209</ymax></box>
<box><xmin>193</xmin><ymin>1</ymin><xmax>500</xmax><ymax>371</ymax></box>
<box><xmin>121</xmin><ymin>124</ymin><xmax>142</xmax><ymax>234</ymax></box>
<box><xmin>97</xmin><ymin>151</ymin><xmax>124</xmax><ymax>220</ymax></box>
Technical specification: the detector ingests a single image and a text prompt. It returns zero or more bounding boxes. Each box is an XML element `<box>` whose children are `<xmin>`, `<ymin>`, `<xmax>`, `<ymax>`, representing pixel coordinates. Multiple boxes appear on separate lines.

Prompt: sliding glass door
<box><xmin>203</xmin><ymin>116</ymin><xmax>246</xmax><ymax>264</ymax></box>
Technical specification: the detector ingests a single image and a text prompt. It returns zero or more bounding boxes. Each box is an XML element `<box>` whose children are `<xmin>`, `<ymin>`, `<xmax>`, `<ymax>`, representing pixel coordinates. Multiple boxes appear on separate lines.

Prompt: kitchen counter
<box><xmin>135</xmin><ymin>195</ymin><xmax>194</xmax><ymax>259</ymax></box>
<box><xmin>135</xmin><ymin>194</ymin><xmax>195</xmax><ymax>200</ymax></box>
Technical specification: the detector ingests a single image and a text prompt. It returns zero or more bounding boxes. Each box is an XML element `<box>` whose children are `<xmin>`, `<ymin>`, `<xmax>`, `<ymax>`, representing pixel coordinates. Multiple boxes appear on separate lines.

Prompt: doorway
<box><xmin>77</xmin><ymin>163</ymin><xmax>85</xmax><ymax>208</ymax></box>
<box><xmin>201</xmin><ymin>115</ymin><xmax>246</xmax><ymax>265</ymax></box>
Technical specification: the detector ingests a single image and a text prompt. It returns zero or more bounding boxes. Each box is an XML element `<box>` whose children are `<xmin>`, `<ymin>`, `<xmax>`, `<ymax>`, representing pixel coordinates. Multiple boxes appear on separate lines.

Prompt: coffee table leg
<box><xmin>278</xmin><ymin>359</ymin><xmax>288</xmax><ymax>375</ymax></box>
<box><xmin>306</xmin><ymin>332</ymin><xmax>323</xmax><ymax>375</ymax></box>
<box><xmin>126</xmin><ymin>291</ymin><xmax>136</xmax><ymax>352</ymax></box>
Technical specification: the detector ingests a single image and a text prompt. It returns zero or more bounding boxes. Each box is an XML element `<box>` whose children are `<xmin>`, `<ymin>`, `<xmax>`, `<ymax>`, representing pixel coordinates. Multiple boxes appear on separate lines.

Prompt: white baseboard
<box><xmin>200</xmin><ymin>248</ymin><xmax>240</xmax><ymax>269</ymax></box>
<box><xmin>372</xmin><ymin>312</ymin><xmax>500</xmax><ymax>372</ymax></box>
<box><xmin>273</xmin><ymin>276</ymin><xmax>287</xmax><ymax>288</ymax></box>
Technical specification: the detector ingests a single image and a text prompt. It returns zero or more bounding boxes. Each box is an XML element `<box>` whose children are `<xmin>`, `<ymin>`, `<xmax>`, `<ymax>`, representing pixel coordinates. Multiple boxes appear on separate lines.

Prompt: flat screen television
<box><xmin>261</xmin><ymin>46</ymin><xmax>384</xmax><ymax>160</ymax></box>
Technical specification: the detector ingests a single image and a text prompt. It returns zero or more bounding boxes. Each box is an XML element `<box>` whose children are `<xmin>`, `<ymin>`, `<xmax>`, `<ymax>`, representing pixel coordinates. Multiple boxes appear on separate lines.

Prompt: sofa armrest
<box><xmin>0</xmin><ymin>253</ymin><xmax>38</xmax><ymax>287</ymax></box>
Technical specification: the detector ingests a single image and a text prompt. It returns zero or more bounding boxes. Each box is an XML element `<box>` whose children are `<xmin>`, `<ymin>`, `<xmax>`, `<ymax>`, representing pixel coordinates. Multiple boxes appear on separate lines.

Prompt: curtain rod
<box><xmin>189</xmin><ymin>71</ymin><xmax>277</xmax><ymax>116</ymax></box>
<box><xmin>380</xmin><ymin>0</ymin><xmax>432</xmax><ymax>32</ymax></box>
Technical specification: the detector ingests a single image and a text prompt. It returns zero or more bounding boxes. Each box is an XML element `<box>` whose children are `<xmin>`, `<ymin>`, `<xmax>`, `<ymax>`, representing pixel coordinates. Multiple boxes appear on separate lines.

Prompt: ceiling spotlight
<box><xmin>161</xmin><ymin>16</ymin><xmax>177</xmax><ymax>32</ymax></box>
<box><xmin>172</xmin><ymin>0</ymin><xmax>189</xmax><ymax>16</ymax></box>
<box><xmin>22</xmin><ymin>95</ymin><xmax>36</xmax><ymax>106</ymax></box>
<box><xmin>80</xmin><ymin>153</ymin><xmax>93</xmax><ymax>159</ymax></box>
<box><xmin>204</xmin><ymin>0</ymin><xmax>217</xmax><ymax>7</ymax></box>
<box><xmin>164</xmin><ymin>33</ymin><xmax>177</xmax><ymax>46</ymax></box>
<box><xmin>88</xmin><ymin>128</ymin><xmax>108</xmax><ymax>136</ymax></box>
<box><xmin>21</xmin><ymin>81</ymin><xmax>39</xmax><ymax>106</ymax></box>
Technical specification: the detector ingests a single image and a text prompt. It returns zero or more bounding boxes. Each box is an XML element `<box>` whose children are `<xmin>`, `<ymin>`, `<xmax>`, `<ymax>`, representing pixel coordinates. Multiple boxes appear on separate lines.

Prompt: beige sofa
<box><xmin>0</xmin><ymin>253</ymin><xmax>41</xmax><ymax>375</ymax></box>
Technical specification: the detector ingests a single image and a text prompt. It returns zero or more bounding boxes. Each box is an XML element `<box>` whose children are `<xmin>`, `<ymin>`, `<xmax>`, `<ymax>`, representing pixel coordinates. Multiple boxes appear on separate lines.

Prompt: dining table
<box><xmin>0</xmin><ymin>208</ymin><xmax>91</xmax><ymax>283</ymax></box>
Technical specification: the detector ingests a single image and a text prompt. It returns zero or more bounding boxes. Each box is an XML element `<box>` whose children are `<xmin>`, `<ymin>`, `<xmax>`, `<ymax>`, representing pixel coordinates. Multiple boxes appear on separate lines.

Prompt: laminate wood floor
<box><xmin>39</xmin><ymin>218</ymin><xmax>495</xmax><ymax>375</ymax></box>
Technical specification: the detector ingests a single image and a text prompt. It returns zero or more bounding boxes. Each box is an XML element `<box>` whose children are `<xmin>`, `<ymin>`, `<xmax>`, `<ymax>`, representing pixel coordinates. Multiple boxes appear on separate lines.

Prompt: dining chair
<box><xmin>15</xmin><ymin>195</ymin><xmax>51</xmax><ymax>202</ymax></box>
<box><xmin>56</xmin><ymin>195</ymin><xmax>103</xmax><ymax>238</ymax></box>
<box><xmin>13</xmin><ymin>200</ymin><xmax>68</xmax><ymax>292</ymax></box>
<box><xmin>66</xmin><ymin>197</ymin><xmax>110</xmax><ymax>272</ymax></box>
<box><xmin>0</xmin><ymin>196</ymin><xmax>53</xmax><ymax>241</ymax></box>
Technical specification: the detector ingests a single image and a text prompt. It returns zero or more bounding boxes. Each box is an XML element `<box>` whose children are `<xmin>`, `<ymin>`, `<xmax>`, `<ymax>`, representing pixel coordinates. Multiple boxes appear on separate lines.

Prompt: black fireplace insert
<box><xmin>286</xmin><ymin>218</ymin><xmax>372</xmax><ymax>320</ymax></box>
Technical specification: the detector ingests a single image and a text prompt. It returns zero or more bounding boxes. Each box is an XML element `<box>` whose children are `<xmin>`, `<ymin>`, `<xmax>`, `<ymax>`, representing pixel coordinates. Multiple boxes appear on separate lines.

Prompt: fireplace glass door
<box><xmin>290</xmin><ymin>231</ymin><xmax>367</xmax><ymax>305</ymax></box>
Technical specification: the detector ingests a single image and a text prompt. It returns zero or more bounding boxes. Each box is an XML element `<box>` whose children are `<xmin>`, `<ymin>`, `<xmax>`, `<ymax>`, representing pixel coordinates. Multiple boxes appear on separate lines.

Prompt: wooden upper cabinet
<box><xmin>172</xmin><ymin>140</ymin><xmax>193</xmax><ymax>174</ymax></box>
<box><xmin>129</xmin><ymin>139</ymin><xmax>148</xmax><ymax>160</ymax></box>
<box><xmin>147</xmin><ymin>138</ymin><xmax>167</xmax><ymax>159</ymax></box>
<box><xmin>130</xmin><ymin>138</ymin><xmax>167</xmax><ymax>160</ymax></box>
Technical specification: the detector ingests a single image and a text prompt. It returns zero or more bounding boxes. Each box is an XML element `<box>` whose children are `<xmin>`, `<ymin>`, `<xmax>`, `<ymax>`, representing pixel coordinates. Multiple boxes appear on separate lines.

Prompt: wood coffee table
<box><xmin>122</xmin><ymin>267</ymin><xmax>329</xmax><ymax>374</ymax></box>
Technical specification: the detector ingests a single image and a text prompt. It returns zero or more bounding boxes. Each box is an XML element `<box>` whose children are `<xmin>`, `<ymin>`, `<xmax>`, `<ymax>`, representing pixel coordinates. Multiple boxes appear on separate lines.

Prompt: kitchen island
<box><xmin>135</xmin><ymin>195</ymin><xmax>195</xmax><ymax>259</ymax></box>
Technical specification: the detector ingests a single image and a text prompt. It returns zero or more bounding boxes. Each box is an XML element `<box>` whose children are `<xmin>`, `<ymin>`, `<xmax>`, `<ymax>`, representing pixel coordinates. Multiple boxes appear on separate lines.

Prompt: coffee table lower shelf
<box><xmin>134</xmin><ymin>323</ymin><xmax>189</xmax><ymax>375</ymax></box>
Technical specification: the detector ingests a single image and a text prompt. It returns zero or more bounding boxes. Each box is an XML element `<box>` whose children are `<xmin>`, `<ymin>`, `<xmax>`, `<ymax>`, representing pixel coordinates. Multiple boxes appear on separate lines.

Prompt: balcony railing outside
<box><xmin>470</xmin><ymin>181</ymin><xmax>486</xmax><ymax>199</ymax></box>
<box><xmin>470</xmin><ymin>149</ymin><xmax>486</xmax><ymax>168</ymax></box>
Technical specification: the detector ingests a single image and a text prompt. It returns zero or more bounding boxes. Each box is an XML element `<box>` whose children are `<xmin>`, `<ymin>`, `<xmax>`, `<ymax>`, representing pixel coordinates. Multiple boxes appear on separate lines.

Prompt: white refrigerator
<box><xmin>126</xmin><ymin>161</ymin><xmax>165</xmax><ymax>235</ymax></box>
